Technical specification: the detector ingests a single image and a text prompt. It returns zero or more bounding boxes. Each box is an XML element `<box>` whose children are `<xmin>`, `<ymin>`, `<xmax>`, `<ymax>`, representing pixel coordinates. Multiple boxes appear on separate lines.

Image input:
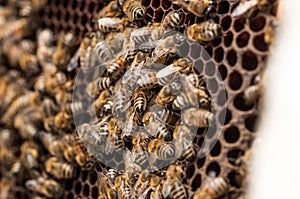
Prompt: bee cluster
<box><xmin>0</xmin><ymin>0</ymin><xmax>278</xmax><ymax>198</ymax></box>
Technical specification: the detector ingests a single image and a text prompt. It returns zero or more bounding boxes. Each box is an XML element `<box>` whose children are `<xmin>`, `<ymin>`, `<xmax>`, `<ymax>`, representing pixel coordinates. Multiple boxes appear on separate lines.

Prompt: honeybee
<box><xmin>98</xmin><ymin>0</ymin><xmax>122</xmax><ymax>18</ymax></box>
<box><xmin>156</xmin><ymin>58</ymin><xmax>192</xmax><ymax>85</ymax></box>
<box><xmin>25</xmin><ymin>176</ymin><xmax>63</xmax><ymax>198</ymax></box>
<box><xmin>87</xmin><ymin>77</ymin><xmax>112</xmax><ymax>98</ymax></box>
<box><xmin>95</xmin><ymin>40</ymin><xmax>115</xmax><ymax>63</ymax></box>
<box><xmin>123</xmin><ymin>0</ymin><xmax>145</xmax><ymax>21</ymax></box>
<box><xmin>150</xmin><ymin>104</ymin><xmax>180</xmax><ymax>127</ymax></box>
<box><xmin>162</xmin><ymin>176</ymin><xmax>187</xmax><ymax>199</ymax></box>
<box><xmin>115</xmin><ymin>173</ymin><xmax>133</xmax><ymax>199</ymax></box>
<box><xmin>133</xmin><ymin>88</ymin><xmax>147</xmax><ymax>113</ymax></box>
<box><xmin>155</xmin><ymin>82</ymin><xmax>181</xmax><ymax>106</ymax></box>
<box><xmin>232</xmin><ymin>0</ymin><xmax>269</xmax><ymax>18</ymax></box>
<box><xmin>53</xmin><ymin>111</ymin><xmax>73</xmax><ymax>130</ymax></box>
<box><xmin>42</xmin><ymin>98</ymin><xmax>58</xmax><ymax>117</ymax></box>
<box><xmin>0</xmin><ymin>18</ymin><xmax>29</xmax><ymax>41</ymax></box>
<box><xmin>173</xmin><ymin>87</ymin><xmax>210</xmax><ymax>110</ymax></box>
<box><xmin>182</xmin><ymin>108</ymin><xmax>214</xmax><ymax>127</ymax></box>
<box><xmin>45</xmin><ymin>157</ymin><xmax>76</xmax><ymax>179</ymax></box>
<box><xmin>53</xmin><ymin>32</ymin><xmax>78</xmax><ymax>70</ymax></box>
<box><xmin>98</xmin><ymin>172</ymin><xmax>118</xmax><ymax>199</ymax></box>
<box><xmin>106</xmin><ymin>55</ymin><xmax>126</xmax><ymax>81</ymax></box>
<box><xmin>78</xmin><ymin>122</ymin><xmax>108</xmax><ymax>146</ymax></box>
<box><xmin>2</xmin><ymin>92</ymin><xmax>39</xmax><ymax>125</ymax></box>
<box><xmin>162</xmin><ymin>11</ymin><xmax>183</xmax><ymax>28</ymax></box>
<box><xmin>243</xmin><ymin>80</ymin><xmax>263</xmax><ymax>104</ymax></box>
<box><xmin>131</xmin><ymin>132</ymin><xmax>150</xmax><ymax>167</ymax></box>
<box><xmin>91</xmin><ymin>89</ymin><xmax>112</xmax><ymax>116</ymax></box>
<box><xmin>143</xmin><ymin>112</ymin><xmax>172</xmax><ymax>141</ymax></box>
<box><xmin>37</xmin><ymin>29</ymin><xmax>55</xmax><ymax>66</ymax></box>
<box><xmin>150</xmin><ymin>35</ymin><xmax>185</xmax><ymax>64</ymax></box>
<box><xmin>112</xmin><ymin>83</ymin><xmax>132</xmax><ymax>118</ymax></box>
<box><xmin>20</xmin><ymin>141</ymin><xmax>39</xmax><ymax>170</ymax></box>
<box><xmin>148</xmin><ymin>138</ymin><xmax>176</xmax><ymax>162</ymax></box>
<box><xmin>193</xmin><ymin>175</ymin><xmax>228</xmax><ymax>199</ymax></box>
<box><xmin>133</xmin><ymin>169</ymin><xmax>152</xmax><ymax>199</ymax></box>
<box><xmin>97</xmin><ymin>17</ymin><xmax>127</xmax><ymax>33</ymax></box>
<box><xmin>105</xmin><ymin>118</ymin><xmax>124</xmax><ymax>154</ymax></box>
<box><xmin>173</xmin><ymin>125</ymin><xmax>197</xmax><ymax>161</ymax></box>
<box><xmin>38</xmin><ymin>131</ymin><xmax>65</xmax><ymax>158</ymax></box>
<box><xmin>187</xmin><ymin>21</ymin><xmax>222</xmax><ymax>42</ymax></box>
<box><xmin>172</xmin><ymin>0</ymin><xmax>217</xmax><ymax>18</ymax></box>
<box><xmin>64</xmin><ymin>101</ymin><xmax>86</xmax><ymax>116</ymax></box>
<box><xmin>18</xmin><ymin>53</ymin><xmax>40</xmax><ymax>77</ymax></box>
<box><xmin>265</xmin><ymin>18</ymin><xmax>278</xmax><ymax>45</ymax></box>
<box><xmin>149</xmin><ymin>175</ymin><xmax>164</xmax><ymax>199</ymax></box>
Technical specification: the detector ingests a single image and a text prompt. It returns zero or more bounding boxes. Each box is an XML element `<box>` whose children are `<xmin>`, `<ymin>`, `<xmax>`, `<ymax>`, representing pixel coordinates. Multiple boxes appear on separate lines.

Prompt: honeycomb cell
<box><xmin>224</xmin><ymin>31</ymin><xmax>234</xmax><ymax>47</ymax></box>
<box><xmin>242</xmin><ymin>51</ymin><xmax>258</xmax><ymax>71</ymax></box>
<box><xmin>217</xmin><ymin>89</ymin><xmax>227</xmax><ymax>107</ymax></box>
<box><xmin>92</xmin><ymin>186</ymin><xmax>99</xmax><ymax>199</ymax></box>
<box><xmin>205</xmin><ymin>61</ymin><xmax>216</xmax><ymax>77</ymax></box>
<box><xmin>218</xmin><ymin>108</ymin><xmax>232</xmax><ymax>125</ymax></box>
<box><xmin>227</xmin><ymin>149</ymin><xmax>244</xmax><ymax>166</ymax></box>
<box><xmin>194</xmin><ymin>59</ymin><xmax>204</xmax><ymax>74</ymax></box>
<box><xmin>250</xmin><ymin>15</ymin><xmax>266</xmax><ymax>32</ymax></box>
<box><xmin>187</xmin><ymin>164</ymin><xmax>196</xmax><ymax>179</ymax></box>
<box><xmin>224</xmin><ymin>126</ymin><xmax>240</xmax><ymax>143</ymax></box>
<box><xmin>233</xmin><ymin>18</ymin><xmax>245</xmax><ymax>33</ymax></box>
<box><xmin>245</xmin><ymin>114</ymin><xmax>258</xmax><ymax>132</ymax></box>
<box><xmin>218</xmin><ymin>1</ymin><xmax>230</xmax><ymax>15</ymax></box>
<box><xmin>75</xmin><ymin>181</ymin><xmax>82</xmax><ymax>195</ymax></box>
<box><xmin>192</xmin><ymin>174</ymin><xmax>202</xmax><ymax>191</ymax></box>
<box><xmin>83</xmin><ymin>184</ymin><xmax>90</xmax><ymax>197</ymax></box>
<box><xmin>218</xmin><ymin>64</ymin><xmax>228</xmax><ymax>81</ymax></box>
<box><xmin>67</xmin><ymin>193</ymin><xmax>74</xmax><ymax>199</ymax></box>
<box><xmin>226</xmin><ymin>49</ymin><xmax>237</xmax><ymax>66</ymax></box>
<box><xmin>151</xmin><ymin>0</ymin><xmax>161</xmax><ymax>9</ymax></box>
<box><xmin>229</xmin><ymin>70</ymin><xmax>243</xmax><ymax>91</ymax></box>
<box><xmin>81</xmin><ymin>171</ymin><xmax>88</xmax><ymax>182</ymax></box>
<box><xmin>214</xmin><ymin>47</ymin><xmax>224</xmax><ymax>63</ymax></box>
<box><xmin>196</xmin><ymin>156</ymin><xmax>206</xmax><ymax>169</ymax></box>
<box><xmin>89</xmin><ymin>171</ymin><xmax>98</xmax><ymax>185</ymax></box>
<box><xmin>210</xmin><ymin>140</ymin><xmax>221</xmax><ymax>157</ymax></box>
<box><xmin>236</xmin><ymin>31</ymin><xmax>250</xmax><ymax>48</ymax></box>
<box><xmin>207</xmin><ymin>78</ymin><xmax>219</xmax><ymax>94</ymax></box>
<box><xmin>253</xmin><ymin>34</ymin><xmax>269</xmax><ymax>52</ymax></box>
<box><xmin>191</xmin><ymin>43</ymin><xmax>202</xmax><ymax>60</ymax></box>
<box><xmin>221</xmin><ymin>15</ymin><xmax>232</xmax><ymax>32</ymax></box>
<box><xmin>228</xmin><ymin>171</ymin><xmax>243</xmax><ymax>188</ymax></box>
<box><xmin>206</xmin><ymin>161</ymin><xmax>221</xmax><ymax>176</ymax></box>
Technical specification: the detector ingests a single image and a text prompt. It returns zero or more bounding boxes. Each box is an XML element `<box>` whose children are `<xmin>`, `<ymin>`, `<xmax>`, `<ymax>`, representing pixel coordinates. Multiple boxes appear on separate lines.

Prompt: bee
<box><xmin>20</xmin><ymin>141</ymin><xmax>39</xmax><ymax>170</ymax></box>
<box><xmin>18</xmin><ymin>53</ymin><xmax>40</xmax><ymax>76</ymax></box>
<box><xmin>95</xmin><ymin>40</ymin><xmax>115</xmax><ymax>63</ymax></box>
<box><xmin>173</xmin><ymin>88</ymin><xmax>209</xmax><ymax>110</ymax></box>
<box><xmin>148</xmin><ymin>138</ymin><xmax>176</xmax><ymax>161</ymax></box>
<box><xmin>0</xmin><ymin>18</ymin><xmax>29</xmax><ymax>41</ymax></box>
<box><xmin>183</xmin><ymin>108</ymin><xmax>214</xmax><ymax>127</ymax></box>
<box><xmin>162</xmin><ymin>176</ymin><xmax>187</xmax><ymax>199</ymax></box>
<box><xmin>106</xmin><ymin>168</ymin><xmax>118</xmax><ymax>183</ymax></box>
<box><xmin>187</xmin><ymin>21</ymin><xmax>222</xmax><ymax>42</ymax></box>
<box><xmin>87</xmin><ymin>77</ymin><xmax>112</xmax><ymax>98</ymax></box>
<box><xmin>53</xmin><ymin>32</ymin><xmax>78</xmax><ymax>70</ymax></box>
<box><xmin>98</xmin><ymin>0</ymin><xmax>122</xmax><ymax>18</ymax></box>
<box><xmin>143</xmin><ymin>112</ymin><xmax>172</xmax><ymax>141</ymax></box>
<box><xmin>37</xmin><ymin>29</ymin><xmax>55</xmax><ymax>66</ymax></box>
<box><xmin>25</xmin><ymin>176</ymin><xmax>63</xmax><ymax>198</ymax></box>
<box><xmin>155</xmin><ymin>82</ymin><xmax>181</xmax><ymax>106</ymax></box>
<box><xmin>123</xmin><ymin>0</ymin><xmax>145</xmax><ymax>21</ymax></box>
<box><xmin>133</xmin><ymin>169</ymin><xmax>152</xmax><ymax>199</ymax></box>
<box><xmin>151</xmin><ymin>35</ymin><xmax>185</xmax><ymax>64</ymax></box>
<box><xmin>98</xmin><ymin>172</ymin><xmax>118</xmax><ymax>199</ymax></box>
<box><xmin>131</xmin><ymin>132</ymin><xmax>150</xmax><ymax>167</ymax></box>
<box><xmin>133</xmin><ymin>88</ymin><xmax>148</xmax><ymax>113</ymax></box>
<box><xmin>112</xmin><ymin>83</ymin><xmax>132</xmax><ymax>118</ymax></box>
<box><xmin>162</xmin><ymin>11</ymin><xmax>183</xmax><ymax>28</ymax></box>
<box><xmin>166</xmin><ymin>164</ymin><xmax>186</xmax><ymax>182</ymax></box>
<box><xmin>97</xmin><ymin>17</ymin><xmax>127</xmax><ymax>33</ymax></box>
<box><xmin>45</xmin><ymin>157</ymin><xmax>76</xmax><ymax>179</ymax></box>
<box><xmin>78</xmin><ymin>122</ymin><xmax>108</xmax><ymax>145</ymax></box>
<box><xmin>42</xmin><ymin>98</ymin><xmax>58</xmax><ymax>117</ymax></box>
<box><xmin>38</xmin><ymin>132</ymin><xmax>65</xmax><ymax>158</ymax></box>
<box><xmin>232</xmin><ymin>0</ymin><xmax>269</xmax><ymax>18</ymax></box>
<box><xmin>14</xmin><ymin>112</ymin><xmax>40</xmax><ymax>140</ymax></box>
<box><xmin>2</xmin><ymin>92</ymin><xmax>39</xmax><ymax>125</ymax></box>
<box><xmin>243</xmin><ymin>82</ymin><xmax>263</xmax><ymax>104</ymax></box>
<box><xmin>9</xmin><ymin>161</ymin><xmax>22</xmax><ymax>176</ymax></box>
<box><xmin>172</xmin><ymin>0</ymin><xmax>217</xmax><ymax>18</ymax></box>
<box><xmin>156</xmin><ymin>58</ymin><xmax>192</xmax><ymax>85</ymax></box>
<box><xmin>106</xmin><ymin>118</ymin><xmax>124</xmax><ymax>153</ymax></box>
<box><xmin>53</xmin><ymin>111</ymin><xmax>72</xmax><ymax>130</ymax></box>
<box><xmin>91</xmin><ymin>89</ymin><xmax>112</xmax><ymax>116</ymax></box>
<box><xmin>265</xmin><ymin>18</ymin><xmax>278</xmax><ymax>45</ymax></box>
<box><xmin>115</xmin><ymin>174</ymin><xmax>133</xmax><ymax>199</ymax></box>
<box><xmin>75</xmin><ymin>151</ymin><xmax>95</xmax><ymax>170</ymax></box>
<box><xmin>64</xmin><ymin>101</ymin><xmax>86</xmax><ymax>116</ymax></box>
<box><xmin>173</xmin><ymin>125</ymin><xmax>198</xmax><ymax>161</ymax></box>
<box><xmin>193</xmin><ymin>175</ymin><xmax>228</xmax><ymax>199</ymax></box>
<box><xmin>106</xmin><ymin>55</ymin><xmax>126</xmax><ymax>80</ymax></box>
<box><xmin>150</xmin><ymin>175</ymin><xmax>164</xmax><ymax>199</ymax></box>
<box><xmin>150</xmin><ymin>104</ymin><xmax>180</xmax><ymax>127</ymax></box>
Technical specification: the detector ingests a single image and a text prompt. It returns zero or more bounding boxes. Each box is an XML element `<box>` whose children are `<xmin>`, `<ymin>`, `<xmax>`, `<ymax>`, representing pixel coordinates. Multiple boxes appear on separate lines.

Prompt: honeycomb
<box><xmin>0</xmin><ymin>0</ymin><xmax>279</xmax><ymax>198</ymax></box>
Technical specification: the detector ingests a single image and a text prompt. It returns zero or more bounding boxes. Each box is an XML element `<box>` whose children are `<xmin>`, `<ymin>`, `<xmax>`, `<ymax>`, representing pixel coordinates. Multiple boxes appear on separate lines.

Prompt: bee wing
<box><xmin>156</xmin><ymin>64</ymin><xmax>181</xmax><ymax>79</ymax></box>
<box><xmin>232</xmin><ymin>0</ymin><xmax>259</xmax><ymax>17</ymax></box>
<box><xmin>161</xmin><ymin>180</ymin><xmax>173</xmax><ymax>198</ymax></box>
<box><xmin>67</xmin><ymin>47</ymin><xmax>81</xmax><ymax>72</ymax></box>
<box><xmin>98</xmin><ymin>172</ymin><xmax>115</xmax><ymax>199</ymax></box>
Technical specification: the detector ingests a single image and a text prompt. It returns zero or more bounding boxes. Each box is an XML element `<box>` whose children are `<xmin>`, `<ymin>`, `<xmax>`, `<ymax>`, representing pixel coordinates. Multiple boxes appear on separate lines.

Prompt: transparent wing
<box><xmin>67</xmin><ymin>47</ymin><xmax>80</xmax><ymax>72</ymax></box>
<box><xmin>232</xmin><ymin>0</ymin><xmax>258</xmax><ymax>17</ymax></box>
<box><xmin>156</xmin><ymin>64</ymin><xmax>181</xmax><ymax>79</ymax></box>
